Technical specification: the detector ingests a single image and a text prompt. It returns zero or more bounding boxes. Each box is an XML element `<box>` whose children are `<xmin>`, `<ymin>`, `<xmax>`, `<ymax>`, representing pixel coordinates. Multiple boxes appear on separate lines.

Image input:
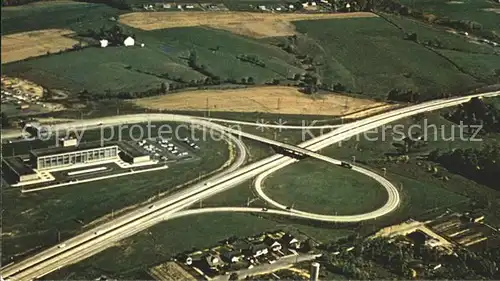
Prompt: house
<box><xmin>249</xmin><ymin>243</ymin><xmax>268</xmax><ymax>257</ymax></box>
<box><xmin>177</xmin><ymin>4</ymin><xmax>182</xmax><ymax>9</ymax></box>
<box><xmin>123</xmin><ymin>36</ymin><xmax>135</xmax><ymax>47</ymax></box>
<box><xmin>163</xmin><ymin>3</ymin><xmax>171</xmax><ymax>8</ymax></box>
<box><xmin>258</xmin><ymin>5</ymin><xmax>266</xmax><ymax>10</ymax></box>
<box><xmin>280</xmin><ymin>233</ymin><xmax>300</xmax><ymax>249</ymax></box>
<box><xmin>221</xmin><ymin>250</ymin><xmax>244</xmax><ymax>263</ymax></box>
<box><xmin>264</xmin><ymin>237</ymin><xmax>282</xmax><ymax>251</ymax></box>
<box><xmin>232</xmin><ymin>240</ymin><xmax>250</xmax><ymax>252</ymax></box>
<box><xmin>205</xmin><ymin>254</ymin><xmax>222</xmax><ymax>268</ymax></box>
<box><xmin>99</xmin><ymin>39</ymin><xmax>109</xmax><ymax>48</ymax></box>
<box><xmin>185</xmin><ymin>5</ymin><xmax>194</xmax><ymax>9</ymax></box>
<box><xmin>288</xmin><ymin>4</ymin><xmax>295</xmax><ymax>9</ymax></box>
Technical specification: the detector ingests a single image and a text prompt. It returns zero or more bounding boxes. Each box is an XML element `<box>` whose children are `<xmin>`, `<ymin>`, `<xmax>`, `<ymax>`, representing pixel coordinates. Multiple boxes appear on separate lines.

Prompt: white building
<box><xmin>100</xmin><ymin>39</ymin><xmax>109</xmax><ymax>48</ymax></box>
<box><xmin>123</xmin><ymin>36</ymin><xmax>135</xmax><ymax>47</ymax></box>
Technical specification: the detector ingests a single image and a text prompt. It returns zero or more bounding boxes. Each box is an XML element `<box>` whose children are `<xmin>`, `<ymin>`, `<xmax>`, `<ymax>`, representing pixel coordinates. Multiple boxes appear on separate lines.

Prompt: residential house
<box><xmin>264</xmin><ymin>237</ymin><xmax>282</xmax><ymax>252</ymax></box>
<box><xmin>280</xmin><ymin>233</ymin><xmax>300</xmax><ymax>249</ymax></box>
<box><xmin>204</xmin><ymin>254</ymin><xmax>222</xmax><ymax>269</ymax></box>
<box><xmin>221</xmin><ymin>250</ymin><xmax>244</xmax><ymax>263</ymax></box>
<box><xmin>249</xmin><ymin>243</ymin><xmax>268</xmax><ymax>258</ymax></box>
<box><xmin>123</xmin><ymin>36</ymin><xmax>135</xmax><ymax>47</ymax></box>
<box><xmin>99</xmin><ymin>39</ymin><xmax>109</xmax><ymax>48</ymax></box>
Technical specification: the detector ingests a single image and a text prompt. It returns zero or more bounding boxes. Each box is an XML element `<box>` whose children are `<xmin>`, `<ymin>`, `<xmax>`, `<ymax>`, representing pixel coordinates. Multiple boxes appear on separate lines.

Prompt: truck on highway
<box><xmin>340</xmin><ymin>162</ymin><xmax>352</xmax><ymax>169</ymax></box>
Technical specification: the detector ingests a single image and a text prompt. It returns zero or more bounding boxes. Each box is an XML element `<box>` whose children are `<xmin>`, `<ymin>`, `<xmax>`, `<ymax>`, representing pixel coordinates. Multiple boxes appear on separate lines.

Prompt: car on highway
<box><xmin>340</xmin><ymin>162</ymin><xmax>352</xmax><ymax>169</ymax></box>
<box><xmin>58</xmin><ymin>244</ymin><xmax>66</xmax><ymax>248</ymax></box>
<box><xmin>262</xmin><ymin>207</ymin><xmax>268</xmax><ymax>211</ymax></box>
<box><xmin>149</xmin><ymin>204</ymin><xmax>155</xmax><ymax>209</ymax></box>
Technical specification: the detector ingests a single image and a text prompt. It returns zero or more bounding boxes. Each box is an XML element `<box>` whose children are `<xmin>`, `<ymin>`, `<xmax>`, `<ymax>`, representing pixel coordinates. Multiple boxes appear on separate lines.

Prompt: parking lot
<box><xmin>136</xmin><ymin>137</ymin><xmax>200</xmax><ymax>162</ymax></box>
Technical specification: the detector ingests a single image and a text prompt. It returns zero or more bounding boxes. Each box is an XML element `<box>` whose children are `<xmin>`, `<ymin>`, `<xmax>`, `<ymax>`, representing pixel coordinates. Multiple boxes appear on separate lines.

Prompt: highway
<box><xmin>2</xmin><ymin>90</ymin><xmax>499</xmax><ymax>280</ymax></box>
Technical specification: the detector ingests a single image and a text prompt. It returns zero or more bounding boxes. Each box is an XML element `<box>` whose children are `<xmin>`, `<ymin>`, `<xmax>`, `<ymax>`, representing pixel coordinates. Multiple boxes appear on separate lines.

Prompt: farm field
<box><xmin>119</xmin><ymin>11</ymin><xmax>377</xmax><ymax>38</ymax></box>
<box><xmin>1</xmin><ymin>123</ymin><xmax>230</xmax><ymax>265</ymax></box>
<box><xmin>291</xmin><ymin>17</ymin><xmax>487</xmax><ymax>100</ymax></box>
<box><xmin>399</xmin><ymin>0</ymin><xmax>500</xmax><ymax>34</ymax></box>
<box><xmin>2</xmin><ymin>25</ymin><xmax>302</xmax><ymax>95</ymax></box>
<box><xmin>133</xmin><ymin>86</ymin><xmax>392</xmax><ymax>116</ymax></box>
<box><xmin>1</xmin><ymin>29</ymin><xmax>81</xmax><ymax>64</ymax></box>
<box><xmin>264</xmin><ymin>158</ymin><xmax>389</xmax><ymax>215</ymax></box>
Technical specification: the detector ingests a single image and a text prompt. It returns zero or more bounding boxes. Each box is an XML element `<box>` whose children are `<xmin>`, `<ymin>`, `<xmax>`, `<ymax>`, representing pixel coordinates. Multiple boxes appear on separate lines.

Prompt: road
<box><xmin>2</xmin><ymin>90</ymin><xmax>499</xmax><ymax>280</ymax></box>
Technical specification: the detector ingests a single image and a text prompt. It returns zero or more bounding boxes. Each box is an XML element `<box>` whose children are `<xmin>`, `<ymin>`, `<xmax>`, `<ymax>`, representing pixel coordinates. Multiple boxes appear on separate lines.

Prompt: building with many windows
<box><xmin>30</xmin><ymin>143</ymin><xmax>119</xmax><ymax>170</ymax></box>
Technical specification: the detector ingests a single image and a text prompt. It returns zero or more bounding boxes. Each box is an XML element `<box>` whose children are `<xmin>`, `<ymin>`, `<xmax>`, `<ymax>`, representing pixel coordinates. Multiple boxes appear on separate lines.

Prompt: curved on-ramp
<box><xmin>254</xmin><ymin>159</ymin><xmax>399</xmax><ymax>222</ymax></box>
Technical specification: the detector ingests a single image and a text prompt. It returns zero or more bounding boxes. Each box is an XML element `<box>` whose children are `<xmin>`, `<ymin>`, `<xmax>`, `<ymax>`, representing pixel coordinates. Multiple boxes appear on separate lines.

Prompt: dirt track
<box><xmin>119</xmin><ymin>11</ymin><xmax>377</xmax><ymax>38</ymax></box>
<box><xmin>1</xmin><ymin>29</ymin><xmax>79</xmax><ymax>64</ymax></box>
<box><xmin>133</xmin><ymin>86</ymin><xmax>390</xmax><ymax>116</ymax></box>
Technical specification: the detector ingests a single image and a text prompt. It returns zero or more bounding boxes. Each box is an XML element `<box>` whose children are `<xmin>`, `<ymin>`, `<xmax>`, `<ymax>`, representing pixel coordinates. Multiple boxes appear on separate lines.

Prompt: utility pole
<box><xmin>352</xmin><ymin>155</ymin><xmax>356</xmax><ymax>164</ymax></box>
<box><xmin>246</xmin><ymin>197</ymin><xmax>250</xmax><ymax>207</ymax></box>
<box><xmin>199</xmin><ymin>199</ymin><xmax>203</xmax><ymax>208</ymax></box>
<box><xmin>205</xmin><ymin>97</ymin><xmax>209</xmax><ymax>117</ymax></box>
<box><xmin>111</xmin><ymin>209</ymin><xmax>114</xmax><ymax>219</ymax></box>
<box><xmin>57</xmin><ymin>230</ymin><xmax>61</xmax><ymax>243</ymax></box>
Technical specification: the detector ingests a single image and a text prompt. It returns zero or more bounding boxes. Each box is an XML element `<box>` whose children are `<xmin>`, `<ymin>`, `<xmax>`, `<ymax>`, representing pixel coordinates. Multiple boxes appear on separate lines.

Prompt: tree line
<box><xmin>444</xmin><ymin>97</ymin><xmax>500</xmax><ymax>134</ymax></box>
<box><xmin>428</xmin><ymin>145</ymin><xmax>500</xmax><ymax>190</ymax></box>
<box><xmin>318</xmin><ymin>235</ymin><xmax>500</xmax><ymax>279</ymax></box>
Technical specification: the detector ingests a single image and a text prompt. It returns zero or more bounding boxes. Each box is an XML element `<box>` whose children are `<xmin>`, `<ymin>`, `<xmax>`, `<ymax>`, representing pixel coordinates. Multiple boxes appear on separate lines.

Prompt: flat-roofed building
<box><xmin>30</xmin><ymin>142</ymin><xmax>119</xmax><ymax>170</ymax></box>
<box><xmin>118</xmin><ymin>141</ymin><xmax>151</xmax><ymax>164</ymax></box>
<box><xmin>3</xmin><ymin>156</ymin><xmax>39</xmax><ymax>182</ymax></box>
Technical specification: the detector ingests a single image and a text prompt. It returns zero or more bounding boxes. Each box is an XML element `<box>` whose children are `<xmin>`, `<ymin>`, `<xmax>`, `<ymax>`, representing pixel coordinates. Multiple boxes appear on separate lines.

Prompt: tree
<box><xmin>160</xmin><ymin>82</ymin><xmax>170</xmax><ymax>94</ymax></box>
<box><xmin>188</xmin><ymin>50</ymin><xmax>198</xmax><ymax>68</ymax></box>
<box><xmin>229</xmin><ymin>272</ymin><xmax>239</xmax><ymax>280</ymax></box>
<box><xmin>1</xmin><ymin>112</ymin><xmax>9</xmax><ymax>129</ymax></box>
<box><xmin>293</xmin><ymin>73</ymin><xmax>302</xmax><ymax>81</ymax></box>
<box><xmin>247</xmin><ymin>77</ymin><xmax>255</xmax><ymax>84</ymax></box>
<box><xmin>241</xmin><ymin>77</ymin><xmax>247</xmax><ymax>84</ymax></box>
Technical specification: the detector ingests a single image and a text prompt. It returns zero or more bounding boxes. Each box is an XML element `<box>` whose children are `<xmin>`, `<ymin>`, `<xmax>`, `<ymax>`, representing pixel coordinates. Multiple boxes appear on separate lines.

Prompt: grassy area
<box><xmin>44</xmin><ymin>212</ymin><xmax>354</xmax><ymax>280</ymax></box>
<box><xmin>1</xmin><ymin>123</ymin><xmax>230</xmax><ymax>264</ymax></box>
<box><xmin>398</xmin><ymin>0</ymin><xmax>500</xmax><ymax>34</ymax></box>
<box><xmin>1</xmin><ymin>1</ymin><xmax>124</xmax><ymax>35</ymax></box>
<box><xmin>317</xmin><ymin>110</ymin><xmax>500</xmax><ymax>229</ymax></box>
<box><xmin>3</xmin><ymin>25</ymin><xmax>301</xmax><ymax>96</ymax></box>
<box><xmin>290</xmin><ymin>16</ymin><xmax>486</xmax><ymax>100</ymax></box>
<box><xmin>264</xmin><ymin>158</ymin><xmax>388</xmax><ymax>215</ymax></box>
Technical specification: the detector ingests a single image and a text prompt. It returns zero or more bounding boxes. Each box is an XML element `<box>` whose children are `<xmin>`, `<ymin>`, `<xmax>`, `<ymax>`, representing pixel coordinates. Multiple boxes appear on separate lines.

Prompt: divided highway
<box><xmin>2</xmin><ymin>90</ymin><xmax>499</xmax><ymax>280</ymax></box>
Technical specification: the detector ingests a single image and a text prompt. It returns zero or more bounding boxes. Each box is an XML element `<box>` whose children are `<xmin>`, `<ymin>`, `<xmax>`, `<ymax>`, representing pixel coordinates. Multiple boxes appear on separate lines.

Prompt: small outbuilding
<box><xmin>123</xmin><ymin>36</ymin><xmax>135</xmax><ymax>47</ymax></box>
<box><xmin>100</xmin><ymin>39</ymin><xmax>109</xmax><ymax>48</ymax></box>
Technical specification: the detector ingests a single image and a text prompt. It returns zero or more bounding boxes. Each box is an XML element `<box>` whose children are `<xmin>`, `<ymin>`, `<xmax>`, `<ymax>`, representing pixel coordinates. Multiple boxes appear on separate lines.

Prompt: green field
<box><xmin>290</xmin><ymin>16</ymin><xmax>494</xmax><ymax>100</ymax></box>
<box><xmin>3</xmin><ymin>25</ymin><xmax>302</xmax><ymax>95</ymax></box>
<box><xmin>264</xmin><ymin>158</ymin><xmax>388</xmax><ymax>215</ymax></box>
<box><xmin>398</xmin><ymin>0</ymin><xmax>500</xmax><ymax>34</ymax></box>
<box><xmin>1</xmin><ymin>123</ymin><xmax>230</xmax><ymax>265</ymax></box>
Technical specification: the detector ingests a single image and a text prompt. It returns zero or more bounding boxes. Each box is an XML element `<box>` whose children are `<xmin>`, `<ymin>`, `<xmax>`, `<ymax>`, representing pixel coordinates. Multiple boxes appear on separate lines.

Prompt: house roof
<box><xmin>205</xmin><ymin>254</ymin><xmax>221</xmax><ymax>267</ymax></box>
<box><xmin>221</xmin><ymin>250</ymin><xmax>242</xmax><ymax>260</ymax></box>
<box><xmin>280</xmin><ymin>233</ymin><xmax>299</xmax><ymax>244</ymax></box>
<box><xmin>263</xmin><ymin>236</ymin><xmax>281</xmax><ymax>247</ymax></box>
<box><xmin>232</xmin><ymin>240</ymin><xmax>250</xmax><ymax>251</ymax></box>
<box><xmin>250</xmin><ymin>243</ymin><xmax>268</xmax><ymax>253</ymax></box>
